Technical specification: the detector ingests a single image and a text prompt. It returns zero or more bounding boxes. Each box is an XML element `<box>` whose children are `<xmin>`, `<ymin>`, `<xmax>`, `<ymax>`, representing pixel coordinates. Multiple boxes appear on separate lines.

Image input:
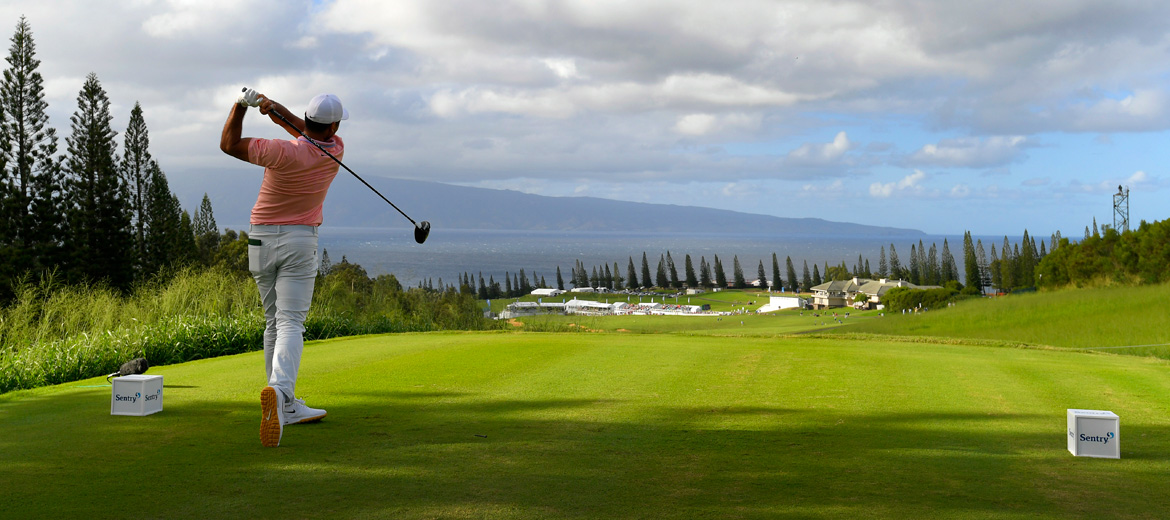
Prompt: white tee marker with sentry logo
<box><xmin>1067</xmin><ymin>409</ymin><xmax>1119</xmax><ymax>459</ymax></box>
<box><xmin>111</xmin><ymin>375</ymin><xmax>163</xmax><ymax>416</ymax></box>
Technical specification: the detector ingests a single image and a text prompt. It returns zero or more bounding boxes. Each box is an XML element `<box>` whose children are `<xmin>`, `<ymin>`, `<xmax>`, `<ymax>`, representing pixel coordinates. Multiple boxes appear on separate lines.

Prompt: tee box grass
<box><xmin>2</xmin><ymin>331</ymin><xmax>1169</xmax><ymax>519</ymax></box>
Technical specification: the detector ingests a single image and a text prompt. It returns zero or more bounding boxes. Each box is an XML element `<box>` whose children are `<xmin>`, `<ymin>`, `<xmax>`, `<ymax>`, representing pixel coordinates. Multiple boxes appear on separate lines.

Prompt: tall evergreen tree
<box><xmin>976</xmin><ymin>239</ymin><xmax>989</xmax><ymax>291</ymax></box>
<box><xmin>121</xmin><ymin>102</ymin><xmax>152</xmax><ymax>276</ymax></box>
<box><xmin>812</xmin><ymin>263</ymin><xmax>822</xmax><ymax>286</ymax></box>
<box><xmin>2</xmin><ymin>17</ymin><xmax>63</xmax><ymax>285</ymax></box>
<box><xmin>640</xmin><ymin>252</ymin><xmax>652</xmax><ymax>289</ymax></box>
<box><xmin>556</xmin><ymin>265</ymin><xmax>564</xmax><ymax>290</ymax></box>
<box><xmin>684</xmin><ymin>254</ymin><xmax>697</xmax><ymax>288</ymax></box>
<box><xmin>878</xmin><ymin>246</ymin><xmax>888</xmax><ymax>278</ymax></box>
<box><xmin>655</xmin><ymin>254</ymin><xmax>667</xmax><ymax>288</ymax></box>
<box><xmin>771</xmin><ymin>253</ymin><xmax>782</xmax><ymax>291</ymax></box>
<box><xmin>756</xmin><ymin>260</ymin><xmax>768</xmax><ymax>290</ymax></box>
<box><xmin>612</xmin><ymin>262</ymin><xmax>623</xmax><ymax>289</ymax></box>
<box><xmin>940</xmin><ymin>238</ymin><xmax>956</xmax><ymax>284</ymax></box>
<box><xmin>926</xmin><ymin>243</ymin><xmax>939</xmax><ymax>285</ymax></box>
<box><xmin>801</xmin><ymin>260</ymin><xmax>811</xmax><ymax>291</ymax></box>
<box><xmin>193</xmin><ymin>193</ymin><xmax>218</xmax><ymax>265</ymax></box>
<box><xmin>626</xmin><ymin>257</ymin><xmax>638</xmax><ymax>289</ymax></box>
<box><xmin>666</xmin><ymin>251</ymin><xmax>679</xmax><ymax>288</ymax></box>
<box><xmin>908</xmin><ymin>244</ymin><xmax>920</xmax><ymax>284</ymax></box>
<box><xmin>962</xmin><ymin>232</ymin><xmax>978</xmax><ymax>288</ymax></box>
<box><xmin>698</xmin><ymin>256</ymin><xmax>711</xmax><ymax>288</ymax></box>
<box><xmin>713</xmin><ymin>255</ymin><xmax>726</xmax><ymax>288</ymax></box>
<box><xmin>732</xmin><ymin>255</ymin><xmax>746</xmax><ymax>289</ymax></box>
<box><xmin>786</xmin><ymin>256</ymin><xmax>797</xmax><ymax>292</ymax></box>
<box><xmin>142</xmin><ymin>162</ymin><xmax>185</xmax><ymax>274</ymax></box>
<box><xmin>64</xmin><ymin>73</ymin><xmax>132</xmax><ymax>289</ymax></box>
<box><xmin>888</xmin><ymin>244</ymin><xmax>902</xmax><ymax>280</ymax></box>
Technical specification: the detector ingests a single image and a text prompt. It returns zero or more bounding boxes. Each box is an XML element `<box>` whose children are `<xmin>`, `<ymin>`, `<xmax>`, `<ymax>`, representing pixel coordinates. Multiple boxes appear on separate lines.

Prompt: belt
<box><xmin>249</xmin><ymin>224</ymin><xmax>318</xmax><ymax>233</ymax></box>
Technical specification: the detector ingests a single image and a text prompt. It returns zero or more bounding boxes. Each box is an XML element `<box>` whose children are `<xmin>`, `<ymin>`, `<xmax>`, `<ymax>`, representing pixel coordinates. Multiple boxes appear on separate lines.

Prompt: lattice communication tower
<box><xmin>1113</xmin><ymin>185</ymin><xmax>1129</xmax><ymax>232</ymax></box>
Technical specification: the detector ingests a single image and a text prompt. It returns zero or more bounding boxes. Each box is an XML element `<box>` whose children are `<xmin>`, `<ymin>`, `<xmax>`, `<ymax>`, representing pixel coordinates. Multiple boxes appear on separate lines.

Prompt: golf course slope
<box><xmin>2</xmin><ymin>328</ymin><xmax>1168</xmax><ymax>519</ymax></box>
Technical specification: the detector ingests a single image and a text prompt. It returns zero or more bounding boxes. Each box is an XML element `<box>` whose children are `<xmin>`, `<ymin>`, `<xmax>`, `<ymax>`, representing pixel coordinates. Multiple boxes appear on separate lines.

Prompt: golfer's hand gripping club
<box><xmin>241</xmin><ymin>88</ymin><xmax>431</xmax><ymax>244</ymax></box>
<box><xmin>238</xmin><ymin>88</ymin><xmax>262</xmax><ymax>107</ymax></box>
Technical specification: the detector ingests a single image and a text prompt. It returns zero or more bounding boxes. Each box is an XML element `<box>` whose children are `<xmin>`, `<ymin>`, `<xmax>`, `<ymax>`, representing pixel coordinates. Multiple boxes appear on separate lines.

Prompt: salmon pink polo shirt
<box><xmin>247</xmin><ymin>135</ymin><xmax>344</xmax><ymax>226</ymax></box>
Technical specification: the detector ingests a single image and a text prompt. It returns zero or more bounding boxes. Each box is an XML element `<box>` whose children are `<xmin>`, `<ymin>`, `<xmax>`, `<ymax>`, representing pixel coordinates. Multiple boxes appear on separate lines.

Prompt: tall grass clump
<box><xmin>0</xmin><ymin>266</ymin><xmax>498</xmax><ymax>393</ymax></box>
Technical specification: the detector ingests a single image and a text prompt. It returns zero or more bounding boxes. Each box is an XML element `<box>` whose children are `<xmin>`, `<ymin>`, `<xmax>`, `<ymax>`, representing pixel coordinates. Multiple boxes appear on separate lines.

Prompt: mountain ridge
<box><xmin>173</xmin><ymin>171</ymin><xmax>925</xmax><ymax>236</ymax></box>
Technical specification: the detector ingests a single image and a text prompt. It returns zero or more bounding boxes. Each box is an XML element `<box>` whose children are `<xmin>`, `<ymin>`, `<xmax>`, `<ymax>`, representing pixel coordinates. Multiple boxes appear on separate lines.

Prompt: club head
<box><xmin>414</xmin><ymin>221</ymin><xmax>431</xmax><ymax>244</ymax></box>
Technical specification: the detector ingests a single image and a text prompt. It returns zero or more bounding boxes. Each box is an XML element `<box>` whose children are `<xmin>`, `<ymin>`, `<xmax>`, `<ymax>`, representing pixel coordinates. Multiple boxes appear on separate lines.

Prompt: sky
<box><xmin>3</xmin><ymin>0</ymin><xmax>1168</xmax><ymax>235</ymax></box>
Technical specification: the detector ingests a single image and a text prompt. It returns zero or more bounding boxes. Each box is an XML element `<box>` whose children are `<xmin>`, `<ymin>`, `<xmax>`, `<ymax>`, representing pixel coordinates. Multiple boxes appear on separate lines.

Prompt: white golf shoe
<box><xmin>282</xmin><ymin>397</ymin><xmax>326</xmax><ymax>425</ymax></box>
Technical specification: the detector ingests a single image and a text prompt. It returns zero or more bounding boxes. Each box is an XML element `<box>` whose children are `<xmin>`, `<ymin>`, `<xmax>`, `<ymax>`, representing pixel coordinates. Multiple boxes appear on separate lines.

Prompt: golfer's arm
<box><xmin>219</xmin><ymin>103</ymin><xmax>251</xmax><ymax>162</ymax></box>
<box><xmin>266</xmin><ymin>101</ymin><xmax>306</xmax><ymax>138</ymax></box>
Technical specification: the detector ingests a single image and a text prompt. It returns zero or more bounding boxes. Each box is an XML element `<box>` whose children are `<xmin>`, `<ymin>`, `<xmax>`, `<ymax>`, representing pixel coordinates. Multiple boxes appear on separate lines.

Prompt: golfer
<box><xmin>220</xmin><ymin>88</ymin><xmax>347</xmax><ymax>447</ymax></box>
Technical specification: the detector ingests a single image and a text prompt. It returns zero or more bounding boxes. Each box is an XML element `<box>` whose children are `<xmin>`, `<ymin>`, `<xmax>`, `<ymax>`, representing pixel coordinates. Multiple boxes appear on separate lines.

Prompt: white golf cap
<box><xmin>305</xmin><ymin>93</ymin><xmax>349</xmax><ymax>124</ymax></box>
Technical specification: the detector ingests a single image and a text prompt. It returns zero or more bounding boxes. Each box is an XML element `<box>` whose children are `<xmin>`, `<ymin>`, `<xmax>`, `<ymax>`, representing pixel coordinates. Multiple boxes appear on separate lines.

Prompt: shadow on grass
<box><xmin>2</xmin><ymin>390</ymin><xmax>1168</xmax><ymax>519</ymax></box>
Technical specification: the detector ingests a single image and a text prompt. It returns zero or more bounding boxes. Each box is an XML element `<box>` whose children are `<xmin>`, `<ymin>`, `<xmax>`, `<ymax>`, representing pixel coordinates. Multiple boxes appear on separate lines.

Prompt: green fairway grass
<box><xmin>833</xmin><ymin>283</ymin><xmax>1170</xmax><ymax>359</ymax></box>
<box><xmin>3</xmin><ymin>332</ymin><xmax>1168</xmax><ymax>519</ymax></box>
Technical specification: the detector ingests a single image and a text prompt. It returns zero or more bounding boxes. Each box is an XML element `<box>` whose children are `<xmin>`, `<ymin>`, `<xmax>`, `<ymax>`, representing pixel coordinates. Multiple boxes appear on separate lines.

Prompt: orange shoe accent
<box><xmin>260</xmin><ymin>387</ymin><xmax>283</xmax><ymax>447</ymax></box>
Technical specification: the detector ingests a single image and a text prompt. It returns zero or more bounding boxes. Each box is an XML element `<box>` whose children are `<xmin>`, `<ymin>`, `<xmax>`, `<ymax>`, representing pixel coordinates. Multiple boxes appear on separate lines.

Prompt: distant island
<box><xmin>177</xmin><ymin>172</ymin><xmax>925</xmax><ymax>237</ymax></box>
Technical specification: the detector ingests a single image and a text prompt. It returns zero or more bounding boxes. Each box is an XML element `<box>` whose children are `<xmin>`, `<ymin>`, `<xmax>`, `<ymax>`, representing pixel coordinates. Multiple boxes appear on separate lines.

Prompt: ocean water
<box><xmin>316</xmin><ymin>227</ymin><xmax>969</xmax><ymax>289</ymax></box>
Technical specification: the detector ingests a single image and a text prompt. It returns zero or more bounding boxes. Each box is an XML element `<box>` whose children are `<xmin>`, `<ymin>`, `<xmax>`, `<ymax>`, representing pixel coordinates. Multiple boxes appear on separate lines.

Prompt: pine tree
<box><xmin>2</xmin><ymin>17</ymin><xmax>63</xmax><ymax>283</ymax></box>
<box><xmin>666</xmin><ymin>251</ymin><xmax>680</xmax><ymax>288</ymax></box>
<box><xmin>556</xmin><ymin>265</ymin><xmax>564</xmax><ymax>290</ymax></box>
<box><xmin>963</xmin><ymin>232</ymin><xmax>978</xmax><ymax>288</ymax></box>
<box><xmin>713</xmin><ymin>255</ymin><xmax>726</xmax><ymax>288</ymax></box>
<box><xmin>976</xmin><ymin>239</ymin><xmax>989</xmax><ymax>291</ymax></box>
<box><xmin>940</xmin><ymin>238</ymin><xmax>956</xmax><ymax>284</ymax></box>
<box><xmin>927</xmin><ymin>243</ymin><xmax>939</xmax><ymax>285</ymax></box>
<box><xmin>655</xmin><ymin>254</ymin><xmax>667</xmax><ymax>288</ymax></box>
<box><xmin>732</xmin><ymin>255</ymin><xmax>746</xmax><ymax>289</ymax></box>
<box><xmin>888</xmin><ymin>244</ymin><xmax>902</xmax><ymax>280</ymax></box>
<box><xmin>142</xmin><ymin>162</ymin><xmax>185</xmax><ymax>275</ymax></box>
<box><xmin>684</xmin><ymin>254</ymin><xmax>697</xmax><ymax>288</ymax></box>
<box><xmin>121</xmin><ymin>102</ymin><xmax>152</xmax><ymax>276</ymax></box>
<box><xmin>786</xmin><ymin>256</ymin><xmax>797</xmax><ymax>292</ymax></box>
<box><xmin>505</xmin><ymin>272</ymin><xmax>513</xmax><ymax>296</ymax></box>
<box><xmin>812</xmin><ymin>263</ymin><xmax>822</xmax><ymax>286</ymax></box>
<box><xmin>757</xmin><ymin>260</ymin><xmax>768</xmax><ymax>290</ymax></box>
<box><xmin>908</xmin><ymin>244</ymin><xmax>920</xmax><ymax>284</ymax></box>
<box><xmin>193</xmin><ymin>193</ymin><xmax>218</xmax><ymax>266</ymax></box>
<box><xmin>640</xmin><ymin>252</ymin><xmax>651</xmax><ymax>289</ymax></box>
<box><xmin>769</xmin><ymin>253</ymin><xmax>781</xmax><ymax>291</ymax></box>
<box><xmin>878</xmin><ymin>246</ymin><xmax>888</xmax><ymax>278</ymax></box>
<box><xmin>801</xmin><ymin>260</ymin><xmax>811</xmax><ymax>291</ymax></box>
<box><xmin>626</xmin><ymin>257</ymin><xmax>638</xmax><ymax>289</ymax></box>
<box><xmin>64</xmin><ymin>73</ymin><xmax>132</xmax><ymax>289</ymax></box>
<box><xmin>698</xmin><ymin>256</ymin><xmax>710</xmax><ymax>288</ymax></box>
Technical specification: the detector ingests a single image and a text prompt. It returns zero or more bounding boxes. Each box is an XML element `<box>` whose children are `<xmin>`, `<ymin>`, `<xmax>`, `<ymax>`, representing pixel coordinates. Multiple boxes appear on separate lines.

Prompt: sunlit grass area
<box><xmin>834</xmin><ymin>283</ymin><xmax>1170</xmax><ymax>359</ymax></box>
<box><xmin>2</xmin><ymin>332</ymin><xmax>1168</xmax><ymax>519</ymax></box>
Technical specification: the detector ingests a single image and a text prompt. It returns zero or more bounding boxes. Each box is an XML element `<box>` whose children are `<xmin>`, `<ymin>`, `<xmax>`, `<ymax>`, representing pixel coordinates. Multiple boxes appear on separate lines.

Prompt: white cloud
<box><xmin>673</xmin><ymin>112</ymin><xmax>761</xmax><ymax>136</ymax></box>
<box><xmin>908</xmin><ymin>136</ymin><xmax>1029</xmax><ymax>168</ymax></box>
<box><xmin>871</xmin><ymin>170</ymin><xmax>926</xmax><ymax>198</ymax></box>
<box><xmin>786</xmin><ymin>131</ymin><xmax>852</xmax><ymax>165</ymax></box>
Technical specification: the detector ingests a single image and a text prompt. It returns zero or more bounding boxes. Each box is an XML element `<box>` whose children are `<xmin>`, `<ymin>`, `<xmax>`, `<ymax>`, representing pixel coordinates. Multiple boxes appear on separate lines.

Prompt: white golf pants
<box><xmin>248</xmin><ymin>224</ymin><xmax>318</xmax><ymax>402</ymax></box>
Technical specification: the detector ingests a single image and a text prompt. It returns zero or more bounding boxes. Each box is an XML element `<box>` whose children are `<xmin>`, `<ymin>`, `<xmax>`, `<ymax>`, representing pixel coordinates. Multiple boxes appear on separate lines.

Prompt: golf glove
<box><xmin>238</xmin><ymin>88</ymin><xmax>262</xmax><ymax>107</ymax></box>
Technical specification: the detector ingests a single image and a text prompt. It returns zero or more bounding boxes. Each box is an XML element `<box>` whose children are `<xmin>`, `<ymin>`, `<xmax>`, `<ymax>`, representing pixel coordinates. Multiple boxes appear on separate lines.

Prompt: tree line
<box><xmin>0</xmin><ymin>17</ymin><xmax>237</xmax><ymax>301</ymax></box>
<box><xmin>445</xmin><ymin>225</ymin><xmax>1095</xmax><ymax>301</ymax></box>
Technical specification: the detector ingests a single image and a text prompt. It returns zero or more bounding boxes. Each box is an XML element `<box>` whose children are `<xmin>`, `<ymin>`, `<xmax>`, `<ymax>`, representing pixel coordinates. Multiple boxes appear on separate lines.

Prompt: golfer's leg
<box><xmin>248</xmin><ymin>229</ymin><xmax>279</xmax><ymax>381</ymax></box>
<box><xmin>267</xmin><ymin>229</ymin><xmax>318</xmax><ymax>402</ymax></box>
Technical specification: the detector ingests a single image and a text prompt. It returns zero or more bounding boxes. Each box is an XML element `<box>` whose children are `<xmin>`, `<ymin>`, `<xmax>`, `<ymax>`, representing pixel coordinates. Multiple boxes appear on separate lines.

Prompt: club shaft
<box><xmin>266</xmin><ymin>105</ymin><xmax>417</xmax><ymax>226</ymax></box>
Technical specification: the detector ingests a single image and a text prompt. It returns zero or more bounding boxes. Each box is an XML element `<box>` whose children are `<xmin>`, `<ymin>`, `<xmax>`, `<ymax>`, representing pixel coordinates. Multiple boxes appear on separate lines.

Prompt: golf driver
<box><xmin>245</xmin><ymin>88</ymin><xmax>431</xmax><ymax>244</ymax></box>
